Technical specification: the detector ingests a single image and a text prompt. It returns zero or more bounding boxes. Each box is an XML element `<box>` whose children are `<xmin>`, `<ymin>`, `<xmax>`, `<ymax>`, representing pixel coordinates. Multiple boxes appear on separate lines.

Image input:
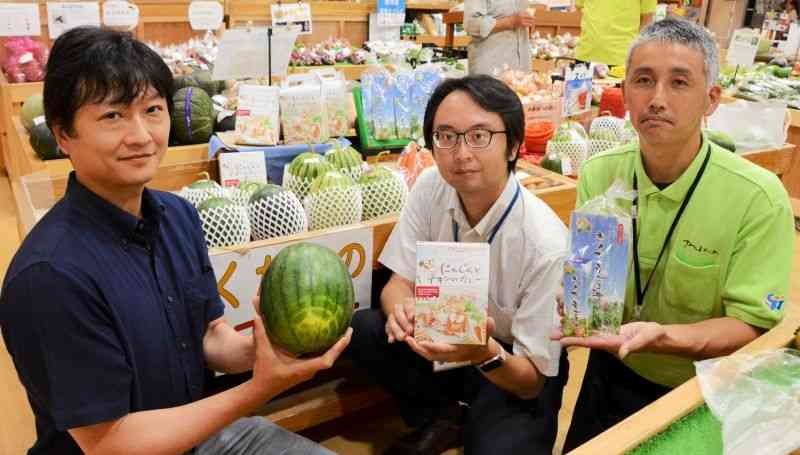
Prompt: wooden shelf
<box><xmin>416</xmin><ymin>34</ymin><xmax>471</xmax><ymax>47</ymax></box>
<box><xmin>406</xmin><ymin>2</ymin><xmax>455</xmax><ymax>12</ymax></box>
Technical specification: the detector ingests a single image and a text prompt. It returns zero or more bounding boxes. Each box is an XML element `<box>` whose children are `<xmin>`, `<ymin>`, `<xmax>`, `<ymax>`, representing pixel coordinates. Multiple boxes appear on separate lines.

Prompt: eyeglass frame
<box><xmin>432</xmin><ymin>128</ymin><xmax>508</xmax><ymax>150</ymax></box>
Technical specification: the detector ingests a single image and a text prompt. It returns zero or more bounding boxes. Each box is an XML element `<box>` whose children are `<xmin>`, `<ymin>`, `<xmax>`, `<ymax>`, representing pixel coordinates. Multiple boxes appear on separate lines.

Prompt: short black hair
<box><xmin>423</xmin><ymin>75</ymin><xmax>523</xmax><ymax>173</ymax></box>
<box><xmin>44</xmin><ymin>26</ymin><xmax>174</xmax><ymax>136</ymax></box>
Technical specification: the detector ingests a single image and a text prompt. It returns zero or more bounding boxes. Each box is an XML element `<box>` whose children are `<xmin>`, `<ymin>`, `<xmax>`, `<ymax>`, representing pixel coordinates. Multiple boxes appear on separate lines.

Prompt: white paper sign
<box><xmin>218</xmin><ymin>151</ymin><xmax>268</xmax><ymax>187</ymax></box>
<box><xmin>47</xmin><ymin>2</ymin><xmax>101</xmax><ymax>39</ymax></box>
<box><xmin>213</xmin><ymin>28</ymin><xmax>299</xmax><ymax>80</ymax></box>
<box><xmin>210</xmin><ymin>226</ymin><xmax>374</xmax><ymax>333</ymax></box>
<box><xmin>189</xmin><ymin>1</ymin><xmax>223</xmax><ymax>31</ymax></box>
<box><xmin>271</xmin><ymin>3</ymin><xmax>312</xmax><ymax>35</ymax></box>
<box><xmin>102</xmin><ymin>0</ymin><xmax>139</xmax><ymax>29</ymax></box>
<box><xmin>0</xmin><ymin>3</ymin><xmax>41</xmax><ymax>37</ymax></box>
<box><xmin>727</xmin><ymin>29</ymin><xmax>759</xmax><ymax>68</ymax></box>
<box><xmin>369</xmin><ymin>13</ymin><xmax>401</xmax><ymax>42</ymax></box>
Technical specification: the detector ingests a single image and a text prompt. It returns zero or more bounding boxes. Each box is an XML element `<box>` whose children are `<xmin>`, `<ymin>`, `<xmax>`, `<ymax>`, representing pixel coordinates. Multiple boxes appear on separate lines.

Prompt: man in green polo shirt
<box><xmin>556</xmin><ymin>18</ymin><xmax>794</xmax><ymax>451</ymax></box>
<box><xmin>575</xmin><ymin>0</ymin><xmax>657</xmax><ymax>67</ymax></box>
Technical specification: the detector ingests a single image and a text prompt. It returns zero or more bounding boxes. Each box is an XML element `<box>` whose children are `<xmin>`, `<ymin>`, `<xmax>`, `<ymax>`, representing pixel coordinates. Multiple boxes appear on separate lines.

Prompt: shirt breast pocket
<box><xmin>661</xmin><ymin>253</ymin><xmax>720</xmax><ymax>323</ymax></box>
<box><xmin>182</xmin><ymin>265</ymin><xmax>220</xmax><ymax>326</ymax></box>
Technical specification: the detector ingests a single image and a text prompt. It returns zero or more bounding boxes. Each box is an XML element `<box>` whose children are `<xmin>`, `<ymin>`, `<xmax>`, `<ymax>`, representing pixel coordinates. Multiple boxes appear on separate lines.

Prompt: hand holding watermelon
<box><xmin>248</xmin><ymin>315</ymin><xmax>352</xmax><ymax>399</ymax></box>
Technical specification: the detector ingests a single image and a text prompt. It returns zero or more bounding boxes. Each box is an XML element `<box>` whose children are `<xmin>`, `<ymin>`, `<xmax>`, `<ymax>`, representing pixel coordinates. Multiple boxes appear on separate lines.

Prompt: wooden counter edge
<box><xmin>568</xmin><ymin>310</ymin><xmax>800</xmax><ymax>455</ymax></box>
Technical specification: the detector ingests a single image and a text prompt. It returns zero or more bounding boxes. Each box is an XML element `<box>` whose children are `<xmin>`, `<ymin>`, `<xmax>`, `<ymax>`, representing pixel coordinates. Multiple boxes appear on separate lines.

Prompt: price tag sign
<box><xmin>0</xmin><ymin>3</ymin><xmax>41</xmax><ymax>36</ymax></box>
<box><xmin>103</xmin><ymin>0</ymin><xmax>139</xmax><ymax>29</ymax></box>
<box><xmin>377</xmin><ymin>0</ymin><xmax>405</xmax><ymax>27</ymax></box>
<box><xmin>271</xmin><ymin>3</ymin><xmax>312</xmax><ymax>35</ymax></box>
<box><xmin>727</xmin><ymin>29</ymin><xmax>759</xmax><ymax>68</ymax></box>
<box><xmin>47</xmin><ymin>2</ymin><xmax>101</xmax><ymax>39</ymax></box>
<box><xmin>189</xmin><ymin>1</ymin><xmax>223</xmax><ymax>31</ymax></box>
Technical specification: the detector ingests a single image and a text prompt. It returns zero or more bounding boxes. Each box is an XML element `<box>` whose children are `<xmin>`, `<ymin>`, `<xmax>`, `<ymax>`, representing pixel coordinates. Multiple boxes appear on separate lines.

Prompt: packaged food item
<box><xmin>410</xmin><ymin>66</ymin><xmax>443</xmax><ymax>140</ymax></box>
<box><xmin>234</xmin><ymin>84</ymin><xmax>280</xmax><ymax>145</ymax></box>
<box><xmin>560</xmin><ymin>181</ymin><xmax>634</xmax><ymax>337</ymax></box>
<box><xmin>280</xmin><ymin>74</ymin><xmax>329</xmax><ymax>144</ymax></box>
<box><xmin>312</xmin><ymin>68</ymin><xmax>351</xmax><ymax>138</ymax></box>
<box><xmin>393</xmin><ymin>69</ymin><xmax>414</xmax><ymax>139</ymax></box>
<box><xmin>363</xmin><ymin>68</ymin><xmax>397</xmax><ymax>140</ymax></box>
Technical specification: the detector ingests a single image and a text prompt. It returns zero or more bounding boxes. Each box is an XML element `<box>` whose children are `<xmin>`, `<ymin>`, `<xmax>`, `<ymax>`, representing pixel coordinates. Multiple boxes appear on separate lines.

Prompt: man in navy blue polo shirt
<box><xmin>0</xmin><ymin>27</ymin><xmax>350</xmax><ymax>455</ymax></box>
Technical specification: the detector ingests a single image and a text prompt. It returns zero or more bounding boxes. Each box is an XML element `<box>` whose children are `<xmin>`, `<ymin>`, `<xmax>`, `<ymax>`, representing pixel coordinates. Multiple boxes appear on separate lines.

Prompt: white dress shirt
<box><xmin>379</xmin><ymin>167</ymin><xmax>568</xmax><ymax>376</ymax></box>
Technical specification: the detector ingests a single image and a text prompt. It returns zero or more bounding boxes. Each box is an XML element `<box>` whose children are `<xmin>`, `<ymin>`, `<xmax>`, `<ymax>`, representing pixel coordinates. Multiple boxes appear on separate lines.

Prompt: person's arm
<box><xmin>69</xmin><ymin>318</ymin><xmax>351</xmax><ymax>455</ymax></box>
<box><xmin>464</xmin><ymin>0</ymin><xmax>534</xmax><ymax>39</ymax></box>
<box><xmin>203</xmin><ymin>317</ymin><xmax>254</xmax><ymax>374</ymax></box>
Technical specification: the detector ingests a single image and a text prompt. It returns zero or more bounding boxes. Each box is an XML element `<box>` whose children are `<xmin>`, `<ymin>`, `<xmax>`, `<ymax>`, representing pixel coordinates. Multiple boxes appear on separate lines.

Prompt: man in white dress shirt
<box><xmin>347</xmin><ymin>75</ymin><xmax>569</xmax><ymax>455</ymax></box>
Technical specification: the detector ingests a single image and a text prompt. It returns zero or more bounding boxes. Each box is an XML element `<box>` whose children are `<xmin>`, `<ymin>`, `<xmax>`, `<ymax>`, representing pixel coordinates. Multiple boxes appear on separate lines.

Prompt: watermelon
<box><xmin>287</xmin><ymin>151</ymin><xmax>333</xmax><ymax>181</ymax></box>
<box><xmin>20</xmin><ymin>94</ymin><xmax>44</xmax><ymax>132</ymax></box>
<box><xmin>189</xmin><ymin>172</ymin><xmax>220</xmax><ymax>190</ymax></box>
<box><xmin>358</xmin><ymin>165</ymin><xmax>407</xmax><ymax>220</ymax></box>
<box><xmin>238</xmin><ymin>180</ymin><xmax>266</xmax><ymax>195</ymax></box>
<box><xmin>249</xmin><ymin>183</ymin><xmax>285</xmax><ymax>204</ymax></box>
<box><xmin>259</xmin><ymin>242</ymin><xmax>355</xmax><ymax>355</ymax></box>
<box><xmin>198</xmin><ymin>196</ymin><xmax>234</xmax><ymax>211</ymax></box>
<box><xmin>171</xmin><ymin>87</ymin><xmax>214</xmax><ymax>145</ymax></box>
<box><xmin>29</xmin><ymin>123</ymin><xmax>63</xmax><ymax>161</ymax></box>
<box><xmin>324</xmin><ymin>143</ymin><xmax>363</xmax><ymax>170</ymax></box>
<box><xmin>540</xmin><ymin>151</ymin><xmax>563</xmax><ymax>175</ymax></box>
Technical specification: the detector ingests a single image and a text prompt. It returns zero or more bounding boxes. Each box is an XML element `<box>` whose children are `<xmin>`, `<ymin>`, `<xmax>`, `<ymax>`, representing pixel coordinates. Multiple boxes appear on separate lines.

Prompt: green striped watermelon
<box><xmin>259</xmin><ymin>243</ymin><xmax>354</xmax><ymax>355</ymax></box>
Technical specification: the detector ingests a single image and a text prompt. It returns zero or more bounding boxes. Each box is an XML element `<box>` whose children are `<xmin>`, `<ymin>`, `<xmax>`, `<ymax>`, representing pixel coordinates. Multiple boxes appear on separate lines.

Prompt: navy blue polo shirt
<box><xmin>0</xmin><ymin>173</ymin><xmax>224</xmax><ymax>454</ymax></box>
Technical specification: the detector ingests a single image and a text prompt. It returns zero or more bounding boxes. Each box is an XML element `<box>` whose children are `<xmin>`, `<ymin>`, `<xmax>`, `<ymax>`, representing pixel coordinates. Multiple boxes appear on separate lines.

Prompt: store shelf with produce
<box><xmin>416</xmin><ymin>34</ymin><xmax>471</xmax><ymax>48</ymax></box>
<box><xmin>569</xmin><ymin>307</ymin><xmax>800</xmax><ymax>455</ymax></box>
<box><xmin>226</xmin><ymin>1</ymin><xmax>373</xmax><ymax>48</ymax></box>
<box><xmin>0</xmin><ymin>73</ymin><xmax>43</xmax><ymax>175</ymax></box>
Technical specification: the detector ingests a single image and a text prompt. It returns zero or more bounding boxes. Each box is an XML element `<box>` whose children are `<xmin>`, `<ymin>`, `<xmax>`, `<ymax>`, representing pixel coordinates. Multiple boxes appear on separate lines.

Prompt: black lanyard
<box><xmin>452</xmin><ymin>182</ymin><xmax>521</xmax><ymax>245</ymax></box>
<box><xmin>631</xmin><ymin>145</ymin><xmax>711</xmax><ymax>315</ymax></box>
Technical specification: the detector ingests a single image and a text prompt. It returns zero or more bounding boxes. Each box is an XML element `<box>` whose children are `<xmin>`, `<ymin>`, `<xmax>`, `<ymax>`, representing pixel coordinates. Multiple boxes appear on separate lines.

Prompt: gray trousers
<box><xmin>195</xmin><ymin>417</ymin><xmax>335</xmax><ymax>455</ymax></box>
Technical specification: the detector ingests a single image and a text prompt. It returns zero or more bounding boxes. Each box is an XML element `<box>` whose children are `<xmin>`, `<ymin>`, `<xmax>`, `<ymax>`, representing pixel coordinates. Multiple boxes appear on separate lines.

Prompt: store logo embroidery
<box><xmin>765</xmin><ymin>293</ymin><xmax>785</xmax><ymax>311</ymax></box>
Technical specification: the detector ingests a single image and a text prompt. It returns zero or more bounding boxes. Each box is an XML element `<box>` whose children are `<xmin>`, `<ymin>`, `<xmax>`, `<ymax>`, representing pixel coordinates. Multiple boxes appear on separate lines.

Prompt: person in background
<box><xmin>348</xmin><ymin>75</ymin><xmax>569</xmax><ymax>455</ymax></box>
<box><xmin>785</xmin><ymin>0</ymin><xmax>798</xmax><ymax>22</ymax></box>
<box><xmin>0</xmin><ymin>26</ymin><xmax>350</xmax><ymax>455</ymax></box>
<box><xmin>555</xmin><ymin>18</ymin><xmax>794</xmax><ymax>451</ymax></box>
<box><xmin>464</xmin><ymin>0</ymin><xmax>536</xmax><ymax>75</ymax></box>
<box><xmin>574</xmin><ymin>0</ymin><xmax>657</xmax><ymax>68</ymax></box>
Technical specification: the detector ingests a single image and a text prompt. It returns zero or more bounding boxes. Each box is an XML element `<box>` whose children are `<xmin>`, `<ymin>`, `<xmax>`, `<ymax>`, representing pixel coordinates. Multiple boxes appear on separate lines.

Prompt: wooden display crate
<box><xmin>226</xmin><ymin>1</ymin><xmax>372</xmax><ymax>49</ymax></box>
<box><xmin>570</xmin><ymin>308</ymin><xmax>800</xmax><ymax>454</ymax></box>
<box><xmin>285</xmin><ymin>64</ymin><xmax>371</xmax><ymax>81</ymax></box>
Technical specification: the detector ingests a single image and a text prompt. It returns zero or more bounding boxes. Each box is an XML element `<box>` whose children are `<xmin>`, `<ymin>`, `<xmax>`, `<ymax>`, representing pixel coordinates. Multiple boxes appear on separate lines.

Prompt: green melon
<box><xmin>324</xmin><ymin>143</ymin><xmax>363</xmax><ymax>170</ymax></box>
<box><xmin>189</xmin><ymin>172</ymin><xmax>220</xmax><ymax>190</ymax></box>
<box><xmin>310</xmin><ymin>169</ymin><xmax>356</xmax><ymax>194</ymax></box>
<box><xmin>248</xmin><ymin>183</ymin><xmax>285</xmax><ymax>204</ymax></box>
<box><xmin>198</xmin><ymin>196</ymin><xmax>234</xmax><ymax>211</ymax></box>
<box><xmin>259</xmin><ymin>242</ymin><xmax>355</xmax><ymax>355</ymax></box>
<box><xmin>358</xmin><ymin>165</ymin><xmax>406</xmax><ymax>220</ymax></box>
<box><xmin>171</xmin><ymin>87</ymin><xmax>214</xmax><ymax>145</ymax></box>
<box><xmin>238</xmin><ymin>180</ymin><xmax>266</xmax><ymax>195</ymax></box>
<box><xmin>29</xmin><ymin>123</ymin><xmax>63</xmax><ymax>161</ymax></box>
<box><xmin>540</xmin><ymin>151</ymin><xmax>563</xmax><ymax>174</ymax></box>
<box><xmin>288</xmin><ymin>151</ymin><xmax>333</xmax><ymax>181</ymax></box>
<box><xmin>21</xmin><ymin>94</ymin><xmax>44</xmax><ymax>132</ymax></box>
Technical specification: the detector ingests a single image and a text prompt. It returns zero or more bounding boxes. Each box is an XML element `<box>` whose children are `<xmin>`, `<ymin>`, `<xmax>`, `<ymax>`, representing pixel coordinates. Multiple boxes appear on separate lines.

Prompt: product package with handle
<box><xmin>280</xmin><ymin>73</ymin><xmax>329</xmax><ymax>144</ymax></box>
<box><xmin>312</xmin><ymin>68</ymin><xmax>351</xmax><ymax>137</ymax></box>
<box><xmin>559</xmin><ymin>180</ymin><xmax>634</xmax><ymax>337</ymax></box>
<box><xmin>235</xmin><ymin>84</ymin><xmax>280</xmax><ymax>145</ymax></box>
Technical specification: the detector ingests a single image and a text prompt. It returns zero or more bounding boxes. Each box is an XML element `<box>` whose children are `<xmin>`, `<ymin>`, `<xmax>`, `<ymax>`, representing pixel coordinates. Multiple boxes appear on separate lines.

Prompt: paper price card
<box><xmin>726</xmin><ymin>29</ymin><xmax>759</xmax><ymax>68</ymax></box>
<box><xmin>189</xmin><ymin>1</ymin><xmax>223</xmax><ymax>31</ymax></box>
<box><xmin>47</xmin><ymin>2</ymin><xmax>101</xmax><ymax>39</ymax></box>
<box><xmin>271</xmin><ymin>3</ymin><xmax>312</xmax><ymax>35</ymax></box>
<box><xmin>0</xmin><ymin>3</ymin><xmax>41</xmax><ymax>36</ymax></box>
<box><xmin>102</xmin><ymin>0</ymin><xmax>139</xmax><ymax>29</ymax></box>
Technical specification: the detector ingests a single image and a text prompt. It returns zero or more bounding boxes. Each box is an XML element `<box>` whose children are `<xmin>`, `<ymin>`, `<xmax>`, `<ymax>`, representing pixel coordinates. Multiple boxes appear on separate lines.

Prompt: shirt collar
<box><xmin>634</xmin><ymin>133</ymin><xmax>711</xmax><ymax>202</ymax></box>
<box><xmin>447</xmin><ymin>173</ymin><xmax>518</xmax><ymax>239</ymax></box>
<box><xmin>65</xmin><ymin>172</ymin><xmax>165</xmax><ymax>243</ymax></box>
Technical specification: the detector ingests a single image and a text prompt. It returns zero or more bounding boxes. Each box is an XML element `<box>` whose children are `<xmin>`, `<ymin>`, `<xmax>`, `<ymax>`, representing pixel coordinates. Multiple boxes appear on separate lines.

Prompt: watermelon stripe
<box><xmin>184</xmin><ymin>87</ymin><xmax>193</xmax><ymax>142</ymax></box>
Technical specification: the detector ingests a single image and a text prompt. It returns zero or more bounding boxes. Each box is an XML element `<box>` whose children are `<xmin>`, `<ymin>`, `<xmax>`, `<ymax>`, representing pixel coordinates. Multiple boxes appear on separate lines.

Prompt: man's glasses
<box><xmin>432</xmin><ymin>129</ymin><xmax>507</xmax><ymax>150</ymax></box>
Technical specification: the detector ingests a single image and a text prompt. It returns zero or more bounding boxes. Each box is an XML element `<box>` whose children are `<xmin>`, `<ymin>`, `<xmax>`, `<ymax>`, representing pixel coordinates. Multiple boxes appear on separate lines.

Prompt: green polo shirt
<box><xmin>576</xmin><ymin>135</ymin><xmax>794</xmax><ymax>387</ymax></box>
<box><xmin>574</xmin><ymin>0</ymin><xmax>657</xmax><ymax>67</ymax></box>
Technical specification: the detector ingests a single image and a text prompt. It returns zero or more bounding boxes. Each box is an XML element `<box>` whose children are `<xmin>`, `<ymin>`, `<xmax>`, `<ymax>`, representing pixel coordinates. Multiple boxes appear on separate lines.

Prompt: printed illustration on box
<box><xmin>414</xmin><ymin>242</ymin><xmax>490</xmax><ymax>345</ymax></box>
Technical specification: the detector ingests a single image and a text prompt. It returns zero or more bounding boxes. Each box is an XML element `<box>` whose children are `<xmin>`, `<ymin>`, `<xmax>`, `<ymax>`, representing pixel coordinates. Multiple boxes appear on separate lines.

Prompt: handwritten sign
<box><xmin>218</xmin><ymin>151</ymin><xmax>268</xmax><ymax>187</ymax></box>
<box><xmin>727</xmin><ymin>29</ymin><xmax>759</xmax><ymax>68</ymax></box>
<box><xmin>189</xmin><ymin>1</ymin><xmax>223</xmax><ymax>31</ymax></box>
<box><xmin>271</xmin><ymin>3</ymin><xmax>312</xmax><ymax>35</ymax></box>
<box><xmin>102</xmin><ymin>0</ymin><xmax>139</xmax><ymax>29</ymax></box>
<box><xmin>213</xmin><ymin>27</ymin><xmax>298</xmax><ymax>80</ymax></box>
<box><xmin>0</xmin><ymin>3</ymin><xmax>41</xmax><ymax>36</ymax></box>
<box><xmin>210</xmin><ymin>226</ymin><xmax>374</xmax><ymax>333</ymax></box>
<box><xmin>47</xmin><ymin>2</ymin><xmax>101</xmax><ymax>39</ymax></box>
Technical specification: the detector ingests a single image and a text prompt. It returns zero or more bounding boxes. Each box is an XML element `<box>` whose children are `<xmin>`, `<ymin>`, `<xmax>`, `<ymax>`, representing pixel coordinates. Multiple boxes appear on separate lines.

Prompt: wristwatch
<box><xmin>476</xmin><ymin>343</ymin><xmax>506</xmax><ymax>373</ymax></box>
